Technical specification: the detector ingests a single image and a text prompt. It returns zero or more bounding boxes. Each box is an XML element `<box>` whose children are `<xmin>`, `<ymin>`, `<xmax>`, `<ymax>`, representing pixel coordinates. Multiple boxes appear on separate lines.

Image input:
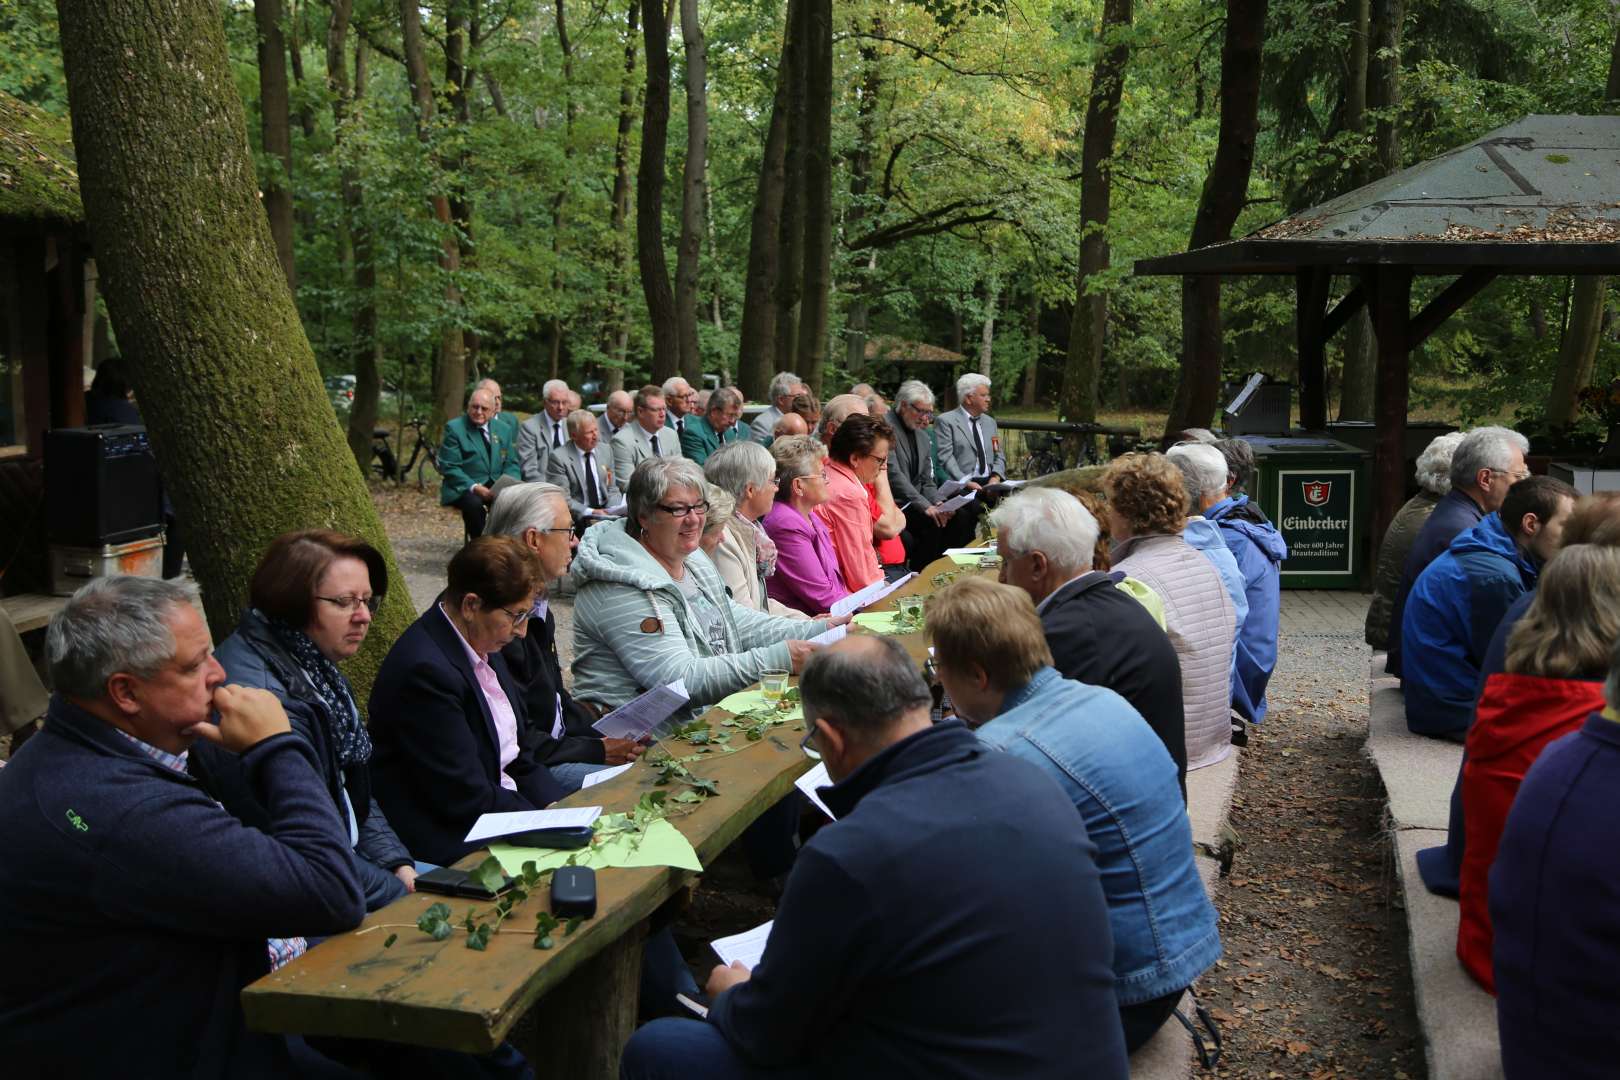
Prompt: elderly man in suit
<box><xmin>749</xmin><ymin>371</ymin><xmax>806</xmax><ymax>443</ymax></box>
<box><xmin>935</xmin><ymin>373</ymin><xmax>1006</xmax><ymax>486</ymax></box>
<box><xmin>475</xmin><ymin>378</ymin><xmax>518</xmax><ymax>447</ymax></box>
<box><xmin>548</xmin><ymin>409</ymin><xmax>623</xmax><ymax>528</ymax></box>
<box><xmin>885</xmin><ymin>379</ymin><xmax>976</xmax><ymax>569</ymax></box>
<box><xmin>611</xmin><ymin>385</ymin><xmax>680</xmax><ymax>484</ymax></box>
<box><xmin>661</xmin><ymin>377</ymin><xmax>697</xmax><ymax>441</ymax></box>
<box><xmin>438</xmin><ymin>386</ymin><xmax>521</xmax><ymax>538</ymax></box>
<box><xmin>516</xmin><ymin>378</ymin><xmax>575</xmax><ymax>481</ymax></box>
<box><xmin>681</xmin><ymin>386</ymin><xmax>746</xmax><ymax>464</ymax></box>
<box><xmin>597</xmin><ymin>389</ymin><xmax>634</xmax><ymax>445</ymax></box>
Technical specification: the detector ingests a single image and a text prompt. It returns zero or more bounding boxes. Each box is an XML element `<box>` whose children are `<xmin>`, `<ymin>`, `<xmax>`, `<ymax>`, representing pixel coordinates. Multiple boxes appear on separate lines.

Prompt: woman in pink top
<box><xmin>816</xmin><ymin>413</ymin><xmax>896</xmax><ymax>591</ymax></box>
<box><xmin>762</xmin><ymin>436</ymin><xmax>850</xmax><ymax>615</ymax></box>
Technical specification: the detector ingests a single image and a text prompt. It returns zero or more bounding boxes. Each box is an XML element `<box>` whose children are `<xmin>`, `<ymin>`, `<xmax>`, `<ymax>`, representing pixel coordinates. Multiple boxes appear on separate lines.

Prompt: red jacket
<box><xmin>1457</xmin><ymin>672</ymin><xmax>1605</xmax><ymax>992</ymax></box>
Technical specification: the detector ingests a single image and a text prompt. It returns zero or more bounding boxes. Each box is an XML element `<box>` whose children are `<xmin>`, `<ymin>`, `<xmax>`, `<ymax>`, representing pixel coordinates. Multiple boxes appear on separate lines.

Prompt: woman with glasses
<box><xmin>189</xmin><ymin>529</ymin><xmax>419</xmax><ymax>910</ymax></box>
<box><xmin>761</xmin><ymin>435</ymin><xmax>851</xmax><ymax>616</ymax></box>
<box><xmin>702</xmin><ymin>441</ymin><xmax>806</xmax><ymax>619</ymax></box>
<box><xmin>571</xmin><ymin>456</ymin><xmax>831</xmax><ymax>718</ymax></box>
<box><xmin>368</xmin><ymin>536</ymin><xmax>567</xmax><ymax>866</ymax></box>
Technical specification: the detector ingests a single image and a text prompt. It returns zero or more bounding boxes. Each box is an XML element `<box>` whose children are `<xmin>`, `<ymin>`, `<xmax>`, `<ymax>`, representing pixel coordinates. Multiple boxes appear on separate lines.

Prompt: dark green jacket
<box><xmin>680</xmin><ymin>413</ymin><xmax>747</xmax><ymax>465</ymax></box>
<box><xmin>437</xmin><ymin>416</ymin><xmax>520</xmax><ymax>505</ymax></box>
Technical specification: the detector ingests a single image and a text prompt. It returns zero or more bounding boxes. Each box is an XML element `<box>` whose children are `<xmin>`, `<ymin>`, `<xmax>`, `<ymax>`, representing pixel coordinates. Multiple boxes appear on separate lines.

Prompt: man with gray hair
<box><xmin>516</xmin><ymin>378</ymin><xmax>576</xmax><ymax>480</ymax></box>
<box><xmin>548</xmin><ymin>408</ymin><xmax>623</xmax><ymax>526</ymax></box>
<box><xmin>992</xmin><ymin>487</ymin><xmax>1188</xmax><ymax>787</ymax></box>
<box><xmin>749</xmin><ymin>371</ymin><xmax>806</xmax><ymax>443</ymax></box>
<box><xmin>661</xmin><ymin>376</ymin><xmax>696</xmax><ymax>439</ymax></box>
<box><xmin>487</xmin><ymin>483</ymin><xmax>644</xmax><ymax>791</ymax></box>
<box><xmin>934</xmin><ymin>373</ymin><xmax>1006</xmax><ymax>485</ymax></box>
<box><xmin>598</xmin><ymin>388</ymin><xmax>634</xmax><ymax>445</ymax></box>
<box><xmin>817</xmin><ymin>393</ymin><xmax>868</xmax><ymax>443</ymax></box>
<box><xmin>620</xmin><ymin>634</ymin><xmax>1127</xmax><ymax>1079</ymax></box>
<box><xmin>886</xmin><ymin>379</ymin><xmax>976</xmax><ymax>568</ymax></box>
<box><xmin>681</xmin><ymin>386</ymin><xmax>746</xmax><ymax>464</ymax></box>
<box><xmin>0</xmin><ymin>576</ymin><xmax>364</xmax><ymax>1076</ymax></box>
<box><xmin>475</xmin><ymin>377</ymin><xmax>519</xmax><ymax>448</ymax></box>
<box><xmin>438</xmin><ymin>385</ymin><xmax>521</xmax><ymax>538</ymax></box>
<box><xmin>1387</xmin><ymin>425</ymin><xmax>1530</xmax><ymax>677</ymax></box>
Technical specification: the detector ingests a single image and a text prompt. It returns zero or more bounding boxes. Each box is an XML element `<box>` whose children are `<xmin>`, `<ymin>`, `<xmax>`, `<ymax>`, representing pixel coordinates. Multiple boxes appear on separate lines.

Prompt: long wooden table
<box><xmin>241</xmin><ymin>553</ymin><xmax>988</xmax><ymax>1074</ymax></box>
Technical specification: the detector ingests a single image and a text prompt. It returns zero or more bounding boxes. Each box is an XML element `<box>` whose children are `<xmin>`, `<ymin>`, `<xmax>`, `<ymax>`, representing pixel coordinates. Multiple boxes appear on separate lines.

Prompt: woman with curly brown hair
<box><xmin>1102</xmin><ymin>453</ymin><xmax>1237</xmax><ymax>771</ymax></box>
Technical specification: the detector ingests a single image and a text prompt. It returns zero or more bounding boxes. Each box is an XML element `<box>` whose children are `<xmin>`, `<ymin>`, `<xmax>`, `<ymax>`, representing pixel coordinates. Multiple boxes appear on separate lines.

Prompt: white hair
<box><xmin>566</xmin><ymin>408</ymin><xmax>596</xmax><ymax>434</ymax></box>
<box><xmin>626</xmin><ymin>456</ymin><xmax>707</xmax><ymax>537</ymax></box>
<box><xmin>955</xmin><ymin>373</ymin><xmax>990</xmax><ymax>399</ymax></box>
<box><xmin>990</xmin><ymin>488</ymin><xmax>1099</xmax><ymax>578</ymax></box>
<box><xmin>542</xmin><ymin>379</ymin><xmax>570</xmax><ymax>400</ymax></box>
<box><xmin>896</xmin><ymin>379</ymin><xmax>935</xmax><ymax>409</ymax></box>
<box><xmin>1166</xmin><ymin>443</ymin><xmax>1229</xmax><ymax>508</ymax></box>
<box><xmin>1450</xmin><ymin>426</ymin><xmax>1529</xmax><ymax>491</ymax></box>
<box><xmin>1416</xmin><ymin>431</ymin><xmax>1465</xmax><ymax>496</ymax></box>
<box><xmin>768</xmin><ymin>372</ymin><xmax>802</xmax><ymax>402</ymax></box>
<box><xmin>661</xmin><ymin>376</ymin><xmax>692</xmax><ymax>397</ymax></box>
<box><xmin>46</xmin><ymin>576</ymin><xmax>198</xmax><ymax>699</ymax></box>
<box><xmin>486</xmin><ymin>482</ymin><xmax>568</xmax><ymax>537</ymax></box>
<box><xmin>1176</xmin><ymin>427</ymin><xmax>1219</xmax><ymax>444</ymax></box>
<box><xmin>704</xmin><ymin>440</ymin><xmax>775</xmax><ymax>500</ymax></box>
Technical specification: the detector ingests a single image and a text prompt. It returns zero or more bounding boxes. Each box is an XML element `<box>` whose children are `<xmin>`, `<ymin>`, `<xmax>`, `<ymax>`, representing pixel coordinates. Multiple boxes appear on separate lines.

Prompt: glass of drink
<box><xmin>895</xmin><ymin>594</ymin><xmax>926</xmax><ymax>624</ymax></box>
<box><xmin>760</xmin><ymin>670</ymin><xmax>790</xmax><ymax>705</ymax></box>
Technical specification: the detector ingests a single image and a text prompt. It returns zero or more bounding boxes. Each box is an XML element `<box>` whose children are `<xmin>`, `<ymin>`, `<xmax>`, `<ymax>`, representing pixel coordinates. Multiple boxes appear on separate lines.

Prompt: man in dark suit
<box><xmin>992</xmin><ymin>486</ymin><xmax>1188</xmax><ymax>791</ymax></box>
<box><xmin>437</xmin><ymin>387</ymin><xmax>521</xmax><ymax>538</ymax></box>
<box><xmin>547</xmin><ymin>409</ymin><xmax>623</xmax><ymax>527</ymax></box>
<box><xmin>486</xmin><ymin>483</ymin><xmax>644</xmax><ymax>789</ymax></box>
<box><xmin>885</xmin><ymin>380</ymin><xmax>976</xmax><ymax>569</ymax></box>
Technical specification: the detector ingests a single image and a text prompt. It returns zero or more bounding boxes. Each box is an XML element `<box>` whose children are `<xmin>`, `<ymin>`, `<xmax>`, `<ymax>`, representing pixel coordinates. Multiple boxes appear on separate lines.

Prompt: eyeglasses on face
<box><xmin>1489</xmin><ymin>467</ymin><xmax>1532</xmax><ymax>482</ymax></box>
<box><xmin>800</xmin><ymin>725</ymin><xmax>821</xmax><ymax>761</ymax></box>
<box><xmin>657</xmin><ymin>501</ymin><xmax>710</xmax><ymax>519</ymax></box>
<box><xmin>492</xmin><ymin>603</ymin><xmax>533</xmax><ymax>627</ymax></box>
<box><xmin>316</xmin><ymin>594</ymin><xmax>380</xmax><ymax>615</ymax></box>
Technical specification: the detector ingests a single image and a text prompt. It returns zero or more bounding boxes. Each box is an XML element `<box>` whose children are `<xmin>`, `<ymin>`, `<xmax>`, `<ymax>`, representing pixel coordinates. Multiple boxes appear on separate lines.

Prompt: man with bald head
<box><xmin>474</xmin><ymin>377</ymin><xmax>518</xmax><ymax>448</ymax></box>
<box><xmin>438</xmin><ymin>386</ymin><xmax>521</xmax><ymax>537</ymax></box>
<box><xmin>620</xmin><ymin>634</ymin><xmax>1126</xmax><ymax>1079</ymax></box>
<box><xmin>598</xmin><ymin>390</ymin><xmax>634</xmax><ymax>445</ymax></box>
<box><xmin>772</xmin><ymin>412</ymin><xmax>809</xmax><ymax>440</ymax></box>
<box><xmin>818</xmin><ymin>394</ymin><xmax>869</xmax><ymax>443</ymax></box>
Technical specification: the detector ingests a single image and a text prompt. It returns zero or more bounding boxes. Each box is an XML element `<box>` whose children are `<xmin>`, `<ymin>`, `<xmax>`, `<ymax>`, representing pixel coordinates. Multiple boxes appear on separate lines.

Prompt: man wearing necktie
<box><xmin>611</xmin><ymin>385</ymin><xmax>681</xmax><ymax>486</ymax></box>
<box><xmin>546</xmin><ymin>410</ymin><xmax>624</xmax><ymax>529</ymax></box>
<box><xmin>516</xmin><ymin>379</ymin><xmax>576</xmax><ymax>482</ymax></box>
<box><xmin>935</xmin><ymin>373</ymin><xmax>1007</xmax><ymax>489</ymax></box>
<box><xmin>662</xmin><ymin>376</ymin><xmax>695</xmax><ymax>441</ymax></box>
<box><xmin>437</xmin><ymin>387</ymin><xmax>521</xmax><ymax>537</ymax></box>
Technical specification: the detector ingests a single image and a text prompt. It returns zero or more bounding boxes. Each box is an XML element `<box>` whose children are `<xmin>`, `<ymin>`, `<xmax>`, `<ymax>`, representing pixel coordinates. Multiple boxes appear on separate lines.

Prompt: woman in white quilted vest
<box><xmin>1102</xmin><ymin>453</ymin><xmax>1237</xmax><ymax>771</ymax></box>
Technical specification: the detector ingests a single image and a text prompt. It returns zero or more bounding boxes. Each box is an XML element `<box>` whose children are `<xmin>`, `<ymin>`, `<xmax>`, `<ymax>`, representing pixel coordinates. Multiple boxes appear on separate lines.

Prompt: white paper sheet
<box><xmin>593</xmin><ymin>679</ymin><xmax>690</xmax><ymax>740</ymax></box>
<box><xmin>712</xmin><ymin>920</ymin><xmax>774</xmax><ymax>969</ymax></box>
<box><xmin>580</xmin><ymin>762</ymin><xmax>635</xmax><ymax>789</ymax></box>
<box><xmin>807</xmin><ymin>623</ymin><xmax>848</xmax><ymax>647</ymax></box>
<box><xmin>830</xmin><ymin>577</ymin><xmax>888</xmax><ymax>617</ymax></box>
<box><xmin>464</xmin><ymin>806</ymin><xmax>602</xmax><ymax>844</ymax></box>
<box><xmin>936</xmin><ymin>476</ymin><xmax>974</xmax><ymax>501</ymax></box>
<box><xmin>795</xmin><ymin>761</ymin><xmax>836</xmax><ymax>820</ymax></box>
<box><xmin>942</xmin><ymin>545</ymin><xmax>994</xmax><ymax>558</ymax></box>
<box><xmin>936</xmin><ymin>490</ymin><xmax>978</xmax><ymax>513</ymax></box>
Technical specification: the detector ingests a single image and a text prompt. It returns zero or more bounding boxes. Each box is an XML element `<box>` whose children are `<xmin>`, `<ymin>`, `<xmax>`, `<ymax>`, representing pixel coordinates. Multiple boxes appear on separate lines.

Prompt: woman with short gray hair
<box><xmin>703</xmin><ymin>442</ymin><xmax>807</xmax><ymax>619</ymax></box>
<box><xmin>1364</xmin><ymin>431</ymin><xmax>1466</xmax><ymax>649</ymax></box>
<box><xmin>570</xmin><ymin>456</ymin><xmax>831</xmax><ymax>715</ymax></box>
<box><xmin>762</xmin><ymin>437</ymin><xmax>850</xmax><ymax>615</ymax></box>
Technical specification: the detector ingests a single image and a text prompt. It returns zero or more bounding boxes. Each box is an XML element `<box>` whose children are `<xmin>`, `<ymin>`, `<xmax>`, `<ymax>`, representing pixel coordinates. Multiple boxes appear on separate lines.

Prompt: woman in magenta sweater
<box><xmin>761</xmin><ymin>435</ymin><xmax>850</xmax><ymax>616</ymax></box>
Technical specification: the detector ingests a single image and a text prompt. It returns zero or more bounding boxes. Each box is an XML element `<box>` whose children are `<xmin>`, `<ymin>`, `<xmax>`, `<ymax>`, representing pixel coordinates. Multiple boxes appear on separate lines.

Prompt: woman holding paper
<box><xmin>572</xmin><ymin>456</ymin><xmax>836</xmax><ymax>717</ymax></box>
<box><xmin>817</xmin><ymin>413</ymin><xmax>896</xmax><ymax>592</ymax></box>
<box><xmin>702</xmin><ymin>441</ymin><xmax>808</xmax><ymax>620</ymax></box>
<box><xmin>368</xmin><ymin>536</ymin><xmax>568</xmax><ymax>866</ymax></box>
<box><xmin>761</xmin><ymin>436</ymin><xmax>851</xmax><ymax>616</ymax></box>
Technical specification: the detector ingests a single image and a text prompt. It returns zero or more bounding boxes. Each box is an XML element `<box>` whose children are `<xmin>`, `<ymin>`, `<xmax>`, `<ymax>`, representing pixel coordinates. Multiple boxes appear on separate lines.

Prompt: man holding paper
<box><xmin>934</xmin><ymin>373</ymin><xmax>1006</xmax><ymax>487</ymax></box>
<box><xmin>885</xmin><ymin>380</ymin><xmax>979</xmax><ymax>570</ymax></box>
<box><xmin>620</xmin><ymin>636</ymin><xmax>1127</xmax><ymax>1079</ymax></box>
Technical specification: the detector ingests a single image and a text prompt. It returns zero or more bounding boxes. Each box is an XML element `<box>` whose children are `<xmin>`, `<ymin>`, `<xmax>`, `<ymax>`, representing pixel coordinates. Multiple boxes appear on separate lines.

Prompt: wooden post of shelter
<box><xmin>1367</xmin><ymin>265</ymin><xmax>1412</xmax><ymax>565</ymax></box>
<box><xmin>1295</xmin><ymin>267</ymin><xmax>1331</xmax><ymax>431</ymax></box>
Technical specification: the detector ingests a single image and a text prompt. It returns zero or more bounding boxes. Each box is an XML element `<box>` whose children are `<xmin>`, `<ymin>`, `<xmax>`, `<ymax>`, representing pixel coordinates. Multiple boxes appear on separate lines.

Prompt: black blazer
<box><xmin>1040</xmin><ymin>571</ymin><xmax>1189</xmax><ymax>792</ymax></box>
<box><xmin>500</xmin><ymin>607</ymin><xmax>608</xmax><ymax>766</ymax></box>
<box><xmin>368</xmin><ymin>604</ymin><xmax>568</xmax><ymax>866</ymax></box>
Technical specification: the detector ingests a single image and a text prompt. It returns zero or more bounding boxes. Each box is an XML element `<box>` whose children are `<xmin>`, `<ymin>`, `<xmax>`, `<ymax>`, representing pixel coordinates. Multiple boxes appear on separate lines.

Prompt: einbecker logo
<box><xmin>1302</xmin><ymin>479</ymin><xmax>1332</xmax><ymax>507</ymax></box>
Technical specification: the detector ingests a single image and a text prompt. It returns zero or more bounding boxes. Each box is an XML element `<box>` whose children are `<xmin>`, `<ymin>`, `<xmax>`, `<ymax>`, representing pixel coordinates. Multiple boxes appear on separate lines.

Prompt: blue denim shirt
<box><xmin>976</xmin><ymin>667</ymin><xmax>1222</xmax><ymax>1004</ymax></box>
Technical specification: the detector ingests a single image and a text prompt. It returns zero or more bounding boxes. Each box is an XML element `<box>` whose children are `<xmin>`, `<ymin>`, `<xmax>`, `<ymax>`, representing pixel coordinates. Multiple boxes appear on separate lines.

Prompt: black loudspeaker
<box><xmin>45</xmin><ymin>425</ymin><xmax>164</xmax><ymax>546</ymax></box>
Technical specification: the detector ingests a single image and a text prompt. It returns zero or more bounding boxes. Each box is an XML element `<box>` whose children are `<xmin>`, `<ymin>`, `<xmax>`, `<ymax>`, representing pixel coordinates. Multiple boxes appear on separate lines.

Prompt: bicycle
<box><xmin>395</xmin><ymin>418</ymin><xmax>440</xmax><ymax>491</ymax></box>
<box><xmin>1019</xmin><ymin>431</ymin><xmax>1065</xmax><ymax>479</ymax></box>
<box><xmin>369</xmin><ymin>428</ymin><xmax>398</xmax><ymax>482</ymax></box>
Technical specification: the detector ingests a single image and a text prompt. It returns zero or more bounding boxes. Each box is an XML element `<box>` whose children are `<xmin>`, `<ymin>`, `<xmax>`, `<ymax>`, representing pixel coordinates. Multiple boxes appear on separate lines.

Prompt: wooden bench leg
<box><xmin>519</xmin><ymin>920</ymin><xmax>647</xmax><ymax>1080</ymax></box>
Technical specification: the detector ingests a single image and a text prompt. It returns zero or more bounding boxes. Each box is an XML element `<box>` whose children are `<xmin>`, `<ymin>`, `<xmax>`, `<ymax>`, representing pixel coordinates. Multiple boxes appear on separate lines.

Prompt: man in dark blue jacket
<box><xmin>621</xmin><ymin>635</ymin><xmax>1128</xmax><ymax>1080</ymax></box>
<box><xmin>1400</xmin><ymin>476</ymin><xmax>1575</xmax><ymax>739</ymax></box>
<box><xmin>1386</xmin><ymin>425</ymin><xmax>1529</xmax><ymax>677</ymax></box>
<box><xmin>0</xmin><ymin>577</ymin><xmax>365</xmax><ymax>1078</ymax></box>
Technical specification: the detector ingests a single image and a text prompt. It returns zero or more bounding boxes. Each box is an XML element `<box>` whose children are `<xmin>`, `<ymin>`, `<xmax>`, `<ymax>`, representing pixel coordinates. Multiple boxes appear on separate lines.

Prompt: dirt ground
<box><xmin>370</xmin><ymin>485</ymin><xmax>1427</xmax><ymax>1077</ymax></box>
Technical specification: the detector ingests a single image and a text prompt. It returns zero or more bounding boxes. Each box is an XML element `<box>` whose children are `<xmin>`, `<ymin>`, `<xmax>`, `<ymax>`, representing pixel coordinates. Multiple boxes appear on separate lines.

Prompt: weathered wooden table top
<box><xmin>240</xmin><ymin>552</ymin><xmax>989</xmax><ymax>1052</ymax></box>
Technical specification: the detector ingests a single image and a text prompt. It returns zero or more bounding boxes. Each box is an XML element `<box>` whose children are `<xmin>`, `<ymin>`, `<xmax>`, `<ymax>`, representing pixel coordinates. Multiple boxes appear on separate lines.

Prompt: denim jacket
<box><xmin>975</xmin><ymin>667</ymin><xmax>1222</xmax><ymax>1004</ymax></box>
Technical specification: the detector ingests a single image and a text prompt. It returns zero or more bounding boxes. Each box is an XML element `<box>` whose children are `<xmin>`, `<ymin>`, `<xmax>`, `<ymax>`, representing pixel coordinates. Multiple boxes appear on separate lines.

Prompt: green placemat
<box><xmin>488</xmin><ymin>817</ymin><xmax>702</xmax><ymax>876</ymax></box>
<box><xmin>716</xmin><ymin>688</ymin><xmax>804</xmax><ymax>721</ymax></box>
<box><xmin>852</xmin><ymin>611</ymin><xmax>913</xmax><ymax>634</ymax></box>
<box><xmin>947</xmin><ymin>551</ymin><xmax>988</xmax><ymax>565</ymax></box>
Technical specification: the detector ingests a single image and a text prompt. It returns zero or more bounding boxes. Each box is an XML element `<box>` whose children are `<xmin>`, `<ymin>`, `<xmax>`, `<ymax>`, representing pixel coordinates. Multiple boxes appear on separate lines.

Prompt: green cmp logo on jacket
<box><xmin>65</xmin><ymin>809</ymin><xmax>89</xmax><ymax>832</ymax></box>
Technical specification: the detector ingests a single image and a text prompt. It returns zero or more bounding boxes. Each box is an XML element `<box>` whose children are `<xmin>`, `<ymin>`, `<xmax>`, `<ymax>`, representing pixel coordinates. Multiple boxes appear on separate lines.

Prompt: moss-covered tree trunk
<box><xmin>56</xmin><ymin>0</ymin><xmax>414</xmax><ymax>705</ymax></box>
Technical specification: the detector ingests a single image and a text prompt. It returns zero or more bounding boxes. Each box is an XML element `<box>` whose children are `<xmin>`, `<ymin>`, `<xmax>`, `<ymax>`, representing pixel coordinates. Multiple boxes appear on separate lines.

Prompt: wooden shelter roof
<box><xmin>1136</xmin><ymin>115</ymin><xmax>1620</xmax><ymax>277</ymax></box>
<box><xmin>0</xmin><ymin>91</ymin><xmax>82</xmax><ymax>226</ymax></box>
<box><xmin>862</xmin><ymin>335</ymin><xmax>966</xmax><ymax>365</ymax></box>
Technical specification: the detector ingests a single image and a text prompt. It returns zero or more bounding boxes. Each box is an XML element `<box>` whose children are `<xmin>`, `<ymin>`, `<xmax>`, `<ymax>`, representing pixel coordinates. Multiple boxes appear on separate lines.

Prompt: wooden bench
<box><xmin>1</xmin><ymin>592</ymin><xmax>65</xmax><ymax>634</ymax></box>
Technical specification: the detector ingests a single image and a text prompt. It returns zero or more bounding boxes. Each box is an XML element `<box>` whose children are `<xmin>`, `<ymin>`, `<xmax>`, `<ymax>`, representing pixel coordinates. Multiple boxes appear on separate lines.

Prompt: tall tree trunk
<box><xmin>735</xmin><ymin>0</ymin><xmax>799</xmax><ymax>398</ymax></box>
<box><xmin>1545</xmin><ymin>32</ymin><xmax>1620</xmax><ymax>425</ymax></box>
<box><xmin>330</xmin><ymin>2</ymin><xmax>380</xmax><ymax>473</ymax></box>
<box><xmin>843</xmin><ymin>27</ymin><xmax>880</xmax><ymax>376</ymax></box>
<box><xmin>1060</xmin><ymin>0</ymin><xmax>1131</xmax><ymax>433</ymax></box>
<box><xmin>1367</xmin><ymin>0</ymin><xmax>1403</xmax><ymax>178</ymax></box>
<box><xmin>795</xmin><ymin>0</ymin><xmax>833</xmax><ymax>395</ymax></box>
<box><xmin>638</xmin><ymin>0</ymin><xmax>679</xmax><ymax>382</ymax></box>
<box><xmin>1022</xmin><ymin>298</ymin><xmax>1040</xmax><ymax>407</ymax></box>
<box><xmin>606</xmin><ymin>0</ymin><xmax>640</xmax><ymax>384</ymax></box>
<box><xmin>773</xmin><ymin>0</ymin><xmax>810</xmax><ymax>374</ymax></box>
<box><xmin>56</xmin><ymin>0</ymin><xmax>412</xmax><ymax>702</ymax></box>
<box><xmin>286</xmin><ymin>0</ymin><xmax>317</xmax><ymax>139</ymax></box>
<box><xmin>445</xmin><ymin>4</ymin><xmax>478</xmax><ymax>374</ymax></box>
<box><xmin>549</xmin><ymin>0</ymin><xmax>578</xmax><ymax>381</ymax></box>
<box><xmin>398</xmin><ymin>0</ymin><xmax>466</xmax><ymax>432</ymax></box>
<box><xmin>1163</xmin><ymin>0</ymin><xmax>1269</xmax><ymax>441</ymax></box>
<box><xmin>674</xmin><ymin>0</ymin><xmax>708</xmax><ymax>383</ymax></box>
<box><xmin>1337</xmin><ymin>0</ymin><xmax>1375</xmax><ymax>421</ymax></box>
<box><xmin>255</xmin><ymin>0</ymin><xmax>297</xmax><ymax>294</ymax></box>
<box><xmin>979</xmin><ymin>281</ymin><xmax>997</xmax><ymax>377</ymax></box>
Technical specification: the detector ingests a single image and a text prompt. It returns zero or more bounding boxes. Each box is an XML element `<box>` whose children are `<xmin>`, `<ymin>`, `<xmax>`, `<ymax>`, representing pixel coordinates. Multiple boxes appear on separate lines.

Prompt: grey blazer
<box><xmin>546</xmin><ymin>444</ymin><xmax>621</xmax><ymax>520</ymax></box>
<box><xmin>883</xmin><ymin>409</ymin><xmax>938</xmax><ymax>509</ymax></box>
<box><xmin>934</xmin><ymin>407</ymin><xmax>1007</xmax><ymax>481</ymax></box>
<box><xmin>597</xmin><ymin>413</ymin><xmax>625</xmax><ymax>447</ymax></box>
<box><xmin>611</xmin><ymin>424</ymin><xmax>681</xmax><ymax>488</ymax></box>
<box><xmin>515</xmin><ymin>414</ymin><xmax>570</xmax><ymax>482</ymax></box>
<box><xmin>748</xmin><ymin>405</ymin><xmax>783</xmax><ymax>444</ymax></box>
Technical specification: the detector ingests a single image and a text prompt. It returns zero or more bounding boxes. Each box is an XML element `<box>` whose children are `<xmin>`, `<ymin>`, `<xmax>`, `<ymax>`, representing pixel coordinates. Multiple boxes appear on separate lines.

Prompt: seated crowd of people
<box><xmin>7</xmin><ymin>366</ymin><xmax>1441</xmax><ymax>1080</ymax></box>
